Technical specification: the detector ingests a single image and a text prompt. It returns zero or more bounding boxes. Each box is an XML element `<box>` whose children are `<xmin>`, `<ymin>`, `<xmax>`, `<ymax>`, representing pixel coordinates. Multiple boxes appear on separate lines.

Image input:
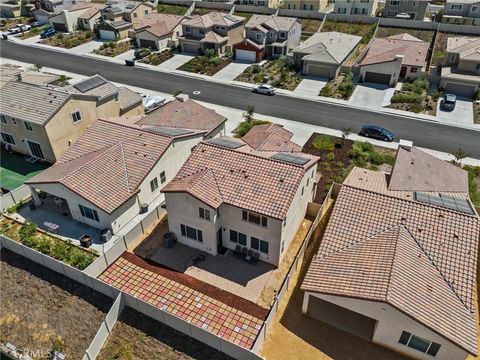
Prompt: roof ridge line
<box><xmin>401</xmin><ymin>225</ymin><xmax>473</xmax><ymax>313</ymax></box>
<box><xmin>98</xmin><ymin>118</ymin><xmax>174</xmax><ymax>141</ymax></box>
<box><xmin>209</xmin><ymin>168</ymin><xmax>225</xmax><ymax>203</ymax></box>
<box><xmin>118</xmin><ymin>142</ymin><xmax>131</xmax><ymax>193</ymax></box>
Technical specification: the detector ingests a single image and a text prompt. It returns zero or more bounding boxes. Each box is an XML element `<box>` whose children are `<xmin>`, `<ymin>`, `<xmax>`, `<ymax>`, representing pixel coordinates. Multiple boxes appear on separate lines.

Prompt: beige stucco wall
<box><xmin>126</xmin><ymin>3</ymin><xmax>152</xmax><ymax>25</ymax></box>
<box><xmin>359</xmin><ymin>57</ymin><xmax>403</xmax><ymax>86</ymax></box>
<box><xmin>80</xmin><ymin>12</ymin><xmax>101</xmax><ymax>30</ymax></box>
<box><xmin>283</xmin><ymin>0</ymin><xmax>330</xmax><ymax>11</ymax></box>
<box><xmin>227</xmin><ymin>24</ymin><xmax>244</xmax><ymax>47</ymax></box>
<box><xmin>303</xmin><ymin>292</ymin><xmax>469</xmax><ymax>360</ymax></box>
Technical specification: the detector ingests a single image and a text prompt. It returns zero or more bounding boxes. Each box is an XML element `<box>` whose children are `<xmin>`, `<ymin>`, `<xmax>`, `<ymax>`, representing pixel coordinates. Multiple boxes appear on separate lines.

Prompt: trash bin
<box><xmin>125</xmin><ymin>59</ymin><xmax>135</xmax><ymax>66</ymax></box>
<box><xmin>2</xmin><ymin>34</ymin><xmax>8</xmax><ymax>40</ymax></box>
<box><xmin>79</xmin><ymin>234</ymin><xmax>92</xmax><ymax>248</ymax></box>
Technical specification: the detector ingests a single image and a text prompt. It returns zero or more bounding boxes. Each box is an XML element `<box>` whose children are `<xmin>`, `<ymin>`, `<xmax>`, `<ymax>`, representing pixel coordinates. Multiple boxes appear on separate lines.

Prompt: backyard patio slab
<box><xmin>158</xmin><ymin>53</ymin><xmax>195</xmax><ymax>71</ymax></box>
<box><xmin>349</xmin><ymin>82</ymin><xmax>395</xmax><ymax>109</ymax></box>
<box><xmin>213</xmin><ymin>61</ymin><xmax>252</xmax><ymax>81</ymax></box>
<box><xmin>99</xmin><ymin>253</ymin><xmax>266</xmax><ymax>349</ymax></box>
<box><xmin>436</xmin><ymin>97</ymin><xmax>474</xmax><ymax>126</ymax></box>
<box><xmin>293</xmin><ymin>77</ymin><xmax>328</xmax><ymax>98</ymax></box>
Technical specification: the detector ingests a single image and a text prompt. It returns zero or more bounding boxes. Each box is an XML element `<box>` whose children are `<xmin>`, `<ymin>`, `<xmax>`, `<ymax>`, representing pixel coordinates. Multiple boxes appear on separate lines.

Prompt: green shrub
<box><xmin>312</xmin><ymin>135</ymin><xmax>336</xmax><ymax>152</ymax></box>
<box><xmin>252</xmin><ymin>64</ymin><xmax>261</xmax><ymax>73</ymax></box>
<box><xmin>319</xmin><ymin>84</ymin><xmax>334</xmax><ymax>97</ymax></box>
<box><xmin>326</xmin><ymin>152</ymin><xmax>336</xmax><ymax>161</ymax></box>
<box><xmin>234</xmin><ymin>119</ymin><xmax>270</xmax><ymax>138</ymax></box>
<box><xmin>410</xmin><ymin>103</ymin><xmax>424</xmax><ymax>113</ymax></box>
<box><xmin>391</xmin><ymin>92</ymin><xmax>423</xmax><ymax>104</ymax></box>
<box><xmin>253</xmin><ymin>73</ymin><xmax>264</xmax><ymax>83</ymax></box>
<box><xmin>432</xmin><ymin>89</ymin><xmax>445</xmax><ymax>102</ymax></box>
<box><xmin>473</xmin><ymin>89</ymin><xmax>480</xmax><ymax>101</ymax></box>
<box><xmin>19</xmin><ymin>221</ymin><xmax>37</xmax><ymax>242</ymax></box>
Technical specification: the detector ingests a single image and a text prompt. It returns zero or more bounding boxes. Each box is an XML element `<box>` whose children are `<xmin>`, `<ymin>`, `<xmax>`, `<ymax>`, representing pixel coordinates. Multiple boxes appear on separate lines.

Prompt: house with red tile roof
<box><xmin>356</xmin><ymin>33</ymin><xmax>429</xmax><ymax>86</ymax></box>
<box><xmin>49</xmin><ymin>2</ymin><xmax>104</xmax><ymax>32</ymax></box>
<box><xmin>242</xmin><ymin>123</ymin><xmax>302</xmax><ymax>152</ymax></box>
<box><xmin>301</xmin><ymin>141</ymin><xmax>478</xmax><ymax>360</ymax></box>
<box><xmin>161</xmin><ymin>136</ymin><xmax>319</xmax><ymax>266</ymax></box>
<box><xmin>133</xmin><ymin>13</ymin><xmax>186</xmax><ymax>51</ymax></box>
<box><xmin>25</xmin><ymin>119</ymin><xmax>205</xmax><ymax>234</ymax></box>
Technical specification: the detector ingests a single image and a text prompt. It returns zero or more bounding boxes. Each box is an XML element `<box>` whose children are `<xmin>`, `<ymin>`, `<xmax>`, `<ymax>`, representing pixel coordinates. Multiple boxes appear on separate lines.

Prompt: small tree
<box><xmin>450</xmin><ymin>148</ymin><xmax>467</xmax><ymax>165</ymax></box>
<box><xmin>33</xmin><ymin>64</ymin><xmax>42</xmax><ymax>72</ymax></box>
<box><xmin>341</xmin><ymin>127</ymin><xmax>352</xmax><ymax>141</ymax></box>
<box><xmin>243</xmin><ymin>105</ymin><xmax>255</xmax><ymax>123</ymax></box>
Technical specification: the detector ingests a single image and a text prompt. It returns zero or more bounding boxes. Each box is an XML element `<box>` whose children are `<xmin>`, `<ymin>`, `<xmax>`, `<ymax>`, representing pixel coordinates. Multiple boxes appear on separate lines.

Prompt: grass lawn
<box><xmin>18</xmin><ymin>25</ymin><xmax>49</xmax><ymax>39</ymax></box>
<box><xmin>321</xmin><ymin>20</ymin><xmax>377</xmax><ymax>66</ymax></box>
<box><xmin>387</xmin><ymin>78</ymin><xmax>440</xmax><ymax>115</ymax></box>
<box><xmin>234</xmin><ymin>11</ymin><xmax>254</xmax><ymax>23</ymax></box>
<box><xmin>179</xmin><ymin>54</ymin><xmax>230</xmax><ymax>75</ymax></box>
<box><xmin>156</xmin><ymin>4</ymin><xmax>189</xmax><ymax>15</ymax></box>
<box><xmin>141</xmin><ymin>49</ymin><xmax>175</xmax><ymax>65</ymax></box>
<box><xmin>319</xmin><ymin>72</ymin><xmax>356</xmax><ymax>100</ymax></box>
<box><xmin>375</xmin><ymin>26</ymin><xmax>435</xmax><ymax>43</ymax></box>
<box><xmin>0</xmin><ymin>150</ymin><xmax>50</xmax><ymax>190</ymax></box>
<box><xmin>303</xmin><ymin>134</ymin><xmax>395</xmax><ymax>202</ymax></box>
<box><xmin>93</xmin><ymin>40</ymin><xmax>133</xmax><ymax>57</ymax></box>
<box><xmin>235</xmin><ymin>58</ymin><xmax>302</xmax><ymax>91</ymax></box>
<box><xmin>40</xmin><ymin>30</ymin><xmax>95</xmax><ymax>48</ymax></box>
<box><xmin>300</xmin><ymin>18</ymin><xmax>322</xmax><ymax>33</ymax></box>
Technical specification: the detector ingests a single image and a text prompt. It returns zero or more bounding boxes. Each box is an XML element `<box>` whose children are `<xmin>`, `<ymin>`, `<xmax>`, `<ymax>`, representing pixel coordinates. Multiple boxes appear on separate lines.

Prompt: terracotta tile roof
<box><xmin>446</xmin><ymin>36</ymin><xmax>480</xmax><ymax>61</ymax></box>
<box><xmin>118</xmin><ymin>86</ymin><xmax>142</xmax><ymax>111</ymax></box>
<box><xmin>134</xmin><ymin>13</ymin><xmax>184</xmax><ymax>38</ymax></box>
<box><xmin>357</xmin><ymin>34</ymin><xmax>429</xmax><ymax>67</ymax></box>
<box><xmin>74</xmin><ymin>2</ymin><xmax>104</xmax><ymax>19</ymax></box>
<box><xmin>245</xmin><ymin>14</ymin><xmax>298</xmax><ymax>32</ymax></box>
<box><xmin>242</xmin><ymin>124</ymin><xmax>302</xmax><ymax>152</ymax></box>
<box><xmin>182</xmin><ymin>12</ymin><xmax>244</xmax><ymax>28</ymax></box>
<box><xmin>162</xmin><ymin>140</ymin><xmax>319</xmax><ymax>219</ymax></box>
<box><xmin>26</xmin><ymin>120</ymin><xmax>174</xmax><ymax>213</ymax></box>
<box><xmin>135</xmin><ymin>98</ymin><xmax>226</xmax><ymax>136</ymax></box>
<box><xmin>389</xmin><ymin>146</ymin><xmax>469</xmax><ymax>193</ymax></box>
<box><xmin>301</xmin><ymin>184</ymin><xmax>479</xmax><ymax>355</ymax></box>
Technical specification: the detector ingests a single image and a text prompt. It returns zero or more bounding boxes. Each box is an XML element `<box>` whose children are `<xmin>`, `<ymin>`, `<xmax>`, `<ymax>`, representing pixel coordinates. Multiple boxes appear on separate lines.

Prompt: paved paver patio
<box><xmin>0</xmin><ymin>150</ymin><xmax>50</xmax><ymax>190</ymax></box>
<box><xmin>99</xmin><ymin>253</ymin><xmax>266</xmax><ymax>350</ymax></box>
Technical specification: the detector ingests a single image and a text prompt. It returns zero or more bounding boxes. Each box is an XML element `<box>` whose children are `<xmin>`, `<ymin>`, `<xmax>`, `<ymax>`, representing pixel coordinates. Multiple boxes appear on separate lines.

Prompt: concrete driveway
<box><xmin>293</xmin><ymin>76</ymin><xmax>327</xmax><ymax>98</ymax></box>
<box><xmin>436</xmin><ymin>97</ymin><xmax>474</xmax><ymax>126</ymax></box>
<box><xmin>71</xmin><ymin>39</ymin><xmax>105</xmax><ymax>54</ymax></box>
<box><xmin>349</xmin><ymin>82</ymin><xmax>395</xmax><ymax>110</ymax></box>
<box><xmin>213</xmin><ymin>60</ymin><xmax>252</xmax><ymax>81</ymax></box>
<box><xmin>159</xmin><ymin>52</ymin><xmax>195</xmax><ymax>70</ymax></box>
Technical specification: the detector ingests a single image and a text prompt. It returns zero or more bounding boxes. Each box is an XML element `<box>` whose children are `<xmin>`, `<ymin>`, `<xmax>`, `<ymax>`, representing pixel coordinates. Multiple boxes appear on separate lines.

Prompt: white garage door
<box><xmin>306</xmin><ymin>64</ymin><xmax>332</xmax><ymax>78</ymax></box>
<box><xmin>99</xmin><ymin>29</ymin><xmax>115</xmax><ymax>41</ymax></box>
<box><xmin>236</xmin><ymin>49</ymin><xmax>256</xmax><ymax>62</ymax></box>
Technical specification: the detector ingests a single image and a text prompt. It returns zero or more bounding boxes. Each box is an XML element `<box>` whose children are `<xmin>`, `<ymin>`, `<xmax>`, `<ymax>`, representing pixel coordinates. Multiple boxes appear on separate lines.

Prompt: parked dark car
<box><xmin>359</xmin><ymin>125</ymin><xmax>395</xmax><ymax>142</ymax></box>
<box><xmin>30</xmin><ymin>21</ymin><xmax>41</xmax><ymax>27</ymax></box>
<box><xmin>440</xmin><ymin>94</ymin><xmax>456</xmax><ymax>111</ymax></box>
<box><xmin>40</xmin><ymin>28</ymin><xmax>56</xmax><ymax>39</ymax></box>
<box><xmin>134</xmin><ymin>48</ymin><xmax>150</xmax><ymax>59</ymax></box>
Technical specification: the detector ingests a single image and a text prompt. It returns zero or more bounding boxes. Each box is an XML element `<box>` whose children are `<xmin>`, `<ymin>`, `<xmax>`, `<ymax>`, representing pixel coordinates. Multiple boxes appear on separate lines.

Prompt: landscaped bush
<box><xmin>402</xmin><ymin>78</ymin><xmax>429</xmax><ymax>94</ymax></box>
<box><xmin>337</xmin><ymin>72</ymin><xmax>355</xmax><ymax>99</ymax></box>
<box><xmin>464</xmin><ymin>165</ymin><xmax>480</xmax><ymax>206</ymax></box>
<box><xmin>391</xmin><ymin>92</ymin><xmax>423</xmax><ymax>104</ymax></box>
<box><xmin>1</xmin><ymin>220</ymin><xmax>96</xmax><ymax>270</ymax></box>
<box><xmin>349</xmin><ymin>141</ymin><xmax>395</xmax><ymax>167</ymax></box>
<box><xmin>234</xmin><ymin>119</ymin><xmax>270</xmax><ymax>138</ymax></box>
<box><xmin>473</xmin><ymin>89</ymin><xmax>480</xmax><ymax>101</ymax></box>
<box><xmin>319</xmin><ymin>84</ymin><xmax>334</xmax><ymax>97</ymax></box>
<box><xmin>179</xmin><ymin>53</ymin><xmax>229</xmax><ymax>75</ymax></box>
<box><xmin>312</xmin><ymin>134</ymin><xmax>336</xmax><ymax>152</ymax></box>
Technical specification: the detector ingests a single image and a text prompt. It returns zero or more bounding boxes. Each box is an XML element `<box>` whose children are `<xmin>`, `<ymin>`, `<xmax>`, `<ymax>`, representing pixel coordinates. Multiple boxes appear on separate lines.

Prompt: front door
<box><xmin>217</xmin><ymin>228</ymin><xmax>223</xmax><ymax>253</ymax></box>
<box><xmin>400</xmin><ymin>66</ymin><xmax>408</xmax><ymax>78</ymax></box>
<box><xmin>27</xmin><ymin>140</ymin><xmax>45</xmax><ymax>159</ymax></box>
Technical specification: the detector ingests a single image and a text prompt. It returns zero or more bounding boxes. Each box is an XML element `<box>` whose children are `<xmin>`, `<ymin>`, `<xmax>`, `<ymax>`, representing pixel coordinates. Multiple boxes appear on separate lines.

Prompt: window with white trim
<box><xmin>181</xmin><ymin>224</ymin><xmax>203</xmax><ymax>242</ymax></box>
<box><xmin>251</xmin><ymin>237</ymin><xmax>269</xmax><ymax>254</ymax></box>
<box><xmin>150</xmin><ymin>177</ymin><xmax>159</xmax><ymax>192</ymax></box>
<box><xmin>199</xmin><ymin>207</ymin><xmax>211</xmax><ymax>221</ymax></box>
<box><xmin>160</xmin><ymin>171</ymin><xmax>166</xmax><ymax>184</ymax></box>
<box><xmin>242</xmin><ymin>210</ymin><xmax>267</xmax><ymax>227</ymax></box>
<box><xmin>230</xmin><ymin>229</ymin><xmax>247</xmax><ymax>246</ymax></box>
<box><xmin>451</xmin><ymin>4</ymin><xmax>462</xmax><ymax>10</ymax></box>
<box><xmin>398</xmin><ymin>331</ymin><xmax>441</xmax><ymax>357</ymax></box>
<box><xmin>1</xmin><ymin>132</ymin><xmax>15</xmax><ymax>145</ymax></box>
<box><xmin>79</xmin><ymin>204</ymin><xmax>99</xmax><ymax>221</ymax></box>
<box><xmin>0</xmin><ymin>115</ymin><xmax>6</xmax><ymax>124</ymax></box>
<box><xmin>71</xmin><ymin>110</ymin><xmax>82</xmax><ymax>123</ymax></box>
<box><xmin>24</xmin><ymin>122</ymin><xmax>33</xmax><ymax>132</ymax></box>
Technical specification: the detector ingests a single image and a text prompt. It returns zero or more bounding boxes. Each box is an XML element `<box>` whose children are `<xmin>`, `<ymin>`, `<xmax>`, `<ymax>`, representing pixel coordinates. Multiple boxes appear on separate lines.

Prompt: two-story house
<box><xmin>333</xmin><ymin>0</ymin><xmax>380</xmax><ymax>15</ymax></box>
<box><xmin>0</xmin><ymin>75</ymin><xmax>143</xmax><ymax>163</ymax></box>
<box><xmin>282</xmin><ymin>0</ymin><xmax>332</xmax><ymax>11</ymax></box>
<box><xmin>237</xmin><ymin>0</ymin><xmax>281</xmax><ymax>7</ymax></box>
<box><xmin>161</xmin><ymin>136</ymin><xmax>319</xmax><ymax>267</ymax></box>
<box><xmin>178</xmin><ymin>12</ymin><xmax>245</xmax><ymax>55</ymax></box>
<box><xmin>440</xmin><ymin>37</ymin><xmax>480</xmax><ymax>97</ymax></box>
<box><xmin>443</xmin><ymin>0</ymin><xmax>480</xmax><ymax>25</ymax></box>
<box><xmin>383</xmin><ymin>0</ymin><xmax>429</xmax><ymax>20</ymax></box>
<box><xmin>234</xmin><ymin>14</ymin><xmax>301</xmax><ymax>62</ymax></box>
<box><xmin>133</xmin><ymin>13</ymin><xmax>185</xmax><ymax>50</ymax></box>
<box><xmin>49</xmin><ymin>2</ymin><xmax>104</xmax><ymax>32</ymax></box>
<box><xmin>98</xmin><ymin>0</ymin><xmax>154</xmax><ymax>40</ymax></box>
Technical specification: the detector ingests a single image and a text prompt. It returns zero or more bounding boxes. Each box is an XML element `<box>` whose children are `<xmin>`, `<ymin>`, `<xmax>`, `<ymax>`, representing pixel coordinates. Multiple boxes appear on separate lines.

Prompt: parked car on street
<box><xmin>440</xmin><ymin>94</ymin><xmax>456</xmax><ymax>111</ymax></box>
<box><xmin>30</xmin><ymin>21</ymin><xmax>41</xmax><ymax>27</ymax></box>
<box><xmin>40</xmin><ymin>28</ymin><xmax>56</xmax><ymax>38</ymax></box>
<box><xmin>253</xmin><ymin>84</ymin><xmax>276</xmax><ymax>96</ymax></box>
<box><xmin>134</xmin><ymin>48</ymin><xmax>150</xmax><ymax>59</ymax></box>
<box><xmin>359</xmin><ymin>125</ymin><xmax>395</xmax><ymax>142</ymax></box>
<box><xmin>8</xmin><ymin>27</ymin><xmax>21</xmax><ymax>35</ymax></box>
<box><xmin>20</xmin><ymin>24</ymin><xmax>31</xmax><ymax>31</ymax></box>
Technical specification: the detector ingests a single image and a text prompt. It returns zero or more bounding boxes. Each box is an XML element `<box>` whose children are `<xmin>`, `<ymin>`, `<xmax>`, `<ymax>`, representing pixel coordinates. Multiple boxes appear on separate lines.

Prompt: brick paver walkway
<box><xmin>99</xmin><ymin>253</ymin><xmax>265</xmax><ymax>349</ymax></box>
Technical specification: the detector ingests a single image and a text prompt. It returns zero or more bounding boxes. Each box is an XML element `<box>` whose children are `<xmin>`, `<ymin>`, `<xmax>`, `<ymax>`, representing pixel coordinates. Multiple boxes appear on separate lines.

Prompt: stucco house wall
<box><xmin>303</xmin><ymin>292</ymin><xmax>469</xmax><ymax>360</ymax></box>
<box><xmin>383</xmin><ymin>0</ymin><xmax>428</xmax><ymax>19</ymax></box>
<box><xmin>359</xmin><ymin>57</ymin><xmax>403</xmax><ymax>86</ymax></box>
<box><xmin>79</xmin><ymin>12</ymin><xmax>102</xmax><ymax>30</ymax></box>
<box><xmin>49</xmin><ymin>8</ymin><xmax>82</xmax><ymax>32</ymax></box>
<box><xmin>334</xmin><ymin>0</ymin><xmax>380</xmax><ymax>15</ymax></box>
<box><xmin>125</xmin><ymin>3</ymin><xmax>152</xmax><ymax>25</ymax></box>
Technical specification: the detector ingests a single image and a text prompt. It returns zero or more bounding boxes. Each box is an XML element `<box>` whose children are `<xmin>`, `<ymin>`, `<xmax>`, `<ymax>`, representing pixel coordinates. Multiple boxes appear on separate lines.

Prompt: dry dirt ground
<box><xmin>97</xmin><ymin>307</ymin><xmax>233</xmax><ymax>360</ymax></box>
<box><xmin>260</xmin><ymin>203</ymin><xmax>408</xmax><ymax>360</ymax></box>
<box><xmin>0</xmin><ymin>249</ymin><xmax>112</xmax><ymax>359</ymax></box>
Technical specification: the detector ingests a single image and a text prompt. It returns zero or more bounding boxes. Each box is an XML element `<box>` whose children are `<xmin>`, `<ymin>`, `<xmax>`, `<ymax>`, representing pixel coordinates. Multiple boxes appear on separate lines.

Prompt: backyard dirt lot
<box><xmin>0</xmin><ymin>249</ymin><xmax>112</xmax><ymax>359</ymax></box>
<box><xmin>97</xmin><ymin>307</ymin><xmax>233</xmax><ymax>360</ymax></box>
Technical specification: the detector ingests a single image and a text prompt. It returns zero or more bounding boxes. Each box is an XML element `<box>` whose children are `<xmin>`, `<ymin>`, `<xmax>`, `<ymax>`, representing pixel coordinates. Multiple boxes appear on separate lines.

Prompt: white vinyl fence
<box><xmin>0</xmin><ymin>185</ymin><xmax>31</xmax><ymax>211</ymax></box>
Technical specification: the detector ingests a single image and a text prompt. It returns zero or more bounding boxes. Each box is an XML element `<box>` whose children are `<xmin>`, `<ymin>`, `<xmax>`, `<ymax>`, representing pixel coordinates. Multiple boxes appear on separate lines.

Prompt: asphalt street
<box><xmin>2</xmin><ymin>40</ymin><xmax>479</xmax><ymax>158</ymax></box>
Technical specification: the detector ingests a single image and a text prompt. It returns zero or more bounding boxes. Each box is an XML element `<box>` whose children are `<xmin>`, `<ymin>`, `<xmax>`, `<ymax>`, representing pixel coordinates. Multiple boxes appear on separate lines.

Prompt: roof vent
<box><xmin>399</xmin><ymin>139</ymin><xmax>413</xmax><ymax>151</ymax></box>
<box><xmin>176</xmin><ymin>94</ymin><xmax>189</xmax><ymax>102</ymax></box>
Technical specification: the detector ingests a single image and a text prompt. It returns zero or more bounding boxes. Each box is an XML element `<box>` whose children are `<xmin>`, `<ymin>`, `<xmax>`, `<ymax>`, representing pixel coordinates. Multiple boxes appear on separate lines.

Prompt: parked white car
<box><xmin>253</xmin><ymin>84</ymin><xmax>276</xmax><ymax>96</ymax></box>
<box><xmin>8</xmin><ymin>27</ymin><xmax>21</xmax><ymax>34</ymax></box>
<box><xmin>20</xmin><ymin>24</ymin><xmax>31</xmax><ymax>31</ymax></box>
<box><xmin>143</xmin><ymin>96</ymin><xmax>166</xmax><ymax>111</ymax></box>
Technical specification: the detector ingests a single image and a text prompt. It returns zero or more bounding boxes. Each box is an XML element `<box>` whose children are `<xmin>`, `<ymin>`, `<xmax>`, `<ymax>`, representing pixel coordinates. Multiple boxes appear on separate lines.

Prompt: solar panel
<box><xmin>271</xmin><ymin>153</ymin><xmax>309</xmax><ymax>166</ymax></box>
<box><xmin>209</xmin><ymin>138</ymin><xmax>243</xmax><ymax>149</ymax></box>
<box><xmin>73</xmin><ymin>77</ymin><xmax>106</xmax><ymax>93</ymax></box>
<box><xmin>414</xmin><ymin>192</ymin><xmax>474</xmax><ymax>215</ymax></box>
<box><xmin>225</xmin><ymin>14</ymin><xmax>239</xmax><ymax>22</ymax></box>
<box><xmin>146</xmin><ymin>126</ymin><xmax>193</xmax><ymax>137</ymax></box>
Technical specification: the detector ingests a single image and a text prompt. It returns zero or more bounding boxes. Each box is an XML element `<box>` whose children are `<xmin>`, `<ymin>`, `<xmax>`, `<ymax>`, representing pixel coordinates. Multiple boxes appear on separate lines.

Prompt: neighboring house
<box><xmin>333</xmin><ymin>0</ymin><xmax>380</xmax><ymax>15</ymax></box>
<box><xmin>49</xmin><ymin>2</ymin><xmax>104</xmax><ymax>32</ymax></box>
<box><xmin>282</xmin><ymin>0</ymin><xmax>331</xmax><ymax>11</ymax></box>
<box><xmin>234</xmin><ymin>14</ymin><xmax>301</xmax><ymax>62</ymax></box>
<box><xmin>0</xmin><ymin>0</ymin><xmax>21</xmax><ymax>18</ymax></box>
<box><xmin>383</xmin><ymin>0</ymin><xmax>429</xmax><ymax>20</ymax></box>
<box><xmin>133</xmin><ymin>13</ymin><xmax>185</xmax><ymax>50</ymax></box>
<box><xmin>237</xmin><ymin>0</ymin><xmax>281</xmax><ymax>7</ymax></box>
<box><xmin>32</xmin><ymin>8</ymin><xmax>51</xmax><ymax>23</ymax></box>
<box><xmin>178</xmin><ymin>12</ymin><xmax>245</xmax><ymax>55</ymax></box>
<box><xmin>100</xmin><ymin>1</ymin><xmax>154</xmax><ymax>26</ymax></box>
<box><xmin>302</xmin><ymin>141</ymin><xmax>478</xmax><ymax>360</ymax></box>
<box><xmin>440</xmin><ymin>36</ymin><xmax>480</xmax><ymax>97</ymax></box>
<box><xmin>293</xmin><ymin>31</ymin><xmax>361</xmax><ymax>78</ymax></box>
<box><xmin>97</xmin><ymin>19</ymin><xmax>132</xmax><ymax>40</ymax></box>
<box><xmin>161</xmin><ymin>136</ymin><xmax>319</xmax><ymax>267</ymax></box>
<box><xmin>443</xmin><ymin>0</ymin><xmax>480</xmax><ymax>25</ymax></box>
<box><xmin>241</xmin><ymin>123</ymin><xmax>302</xmax><ymax>152</ymax></box>
<box><xmin>0</xmin><ymin>75</ymin><xmax>143</xmax><ymax>163</ymax></box>
<box><xmin>356</xmin><ymin>33</ymin><xmax>429</xmax><ymax>86</ymax></box>
<box><xmin>25</xmin><ymin>119</ymin><xmax>205</xmax><ymax>234</ymax></box>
